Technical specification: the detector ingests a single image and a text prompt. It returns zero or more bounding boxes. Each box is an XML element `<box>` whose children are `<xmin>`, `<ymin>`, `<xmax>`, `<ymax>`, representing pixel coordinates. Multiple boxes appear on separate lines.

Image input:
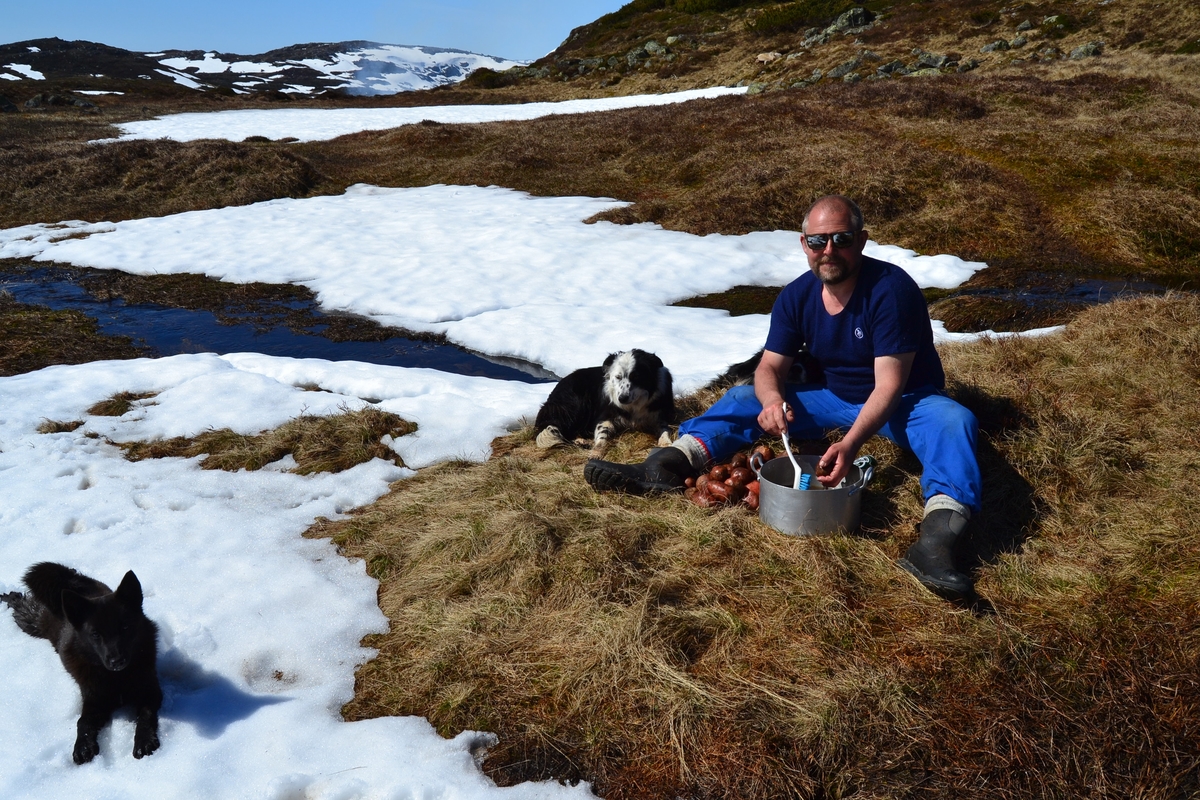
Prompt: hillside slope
<box><xmin>458</xmin><ymin>0</ymin><xmax>1198</xmax><ymax>98</ymax></box>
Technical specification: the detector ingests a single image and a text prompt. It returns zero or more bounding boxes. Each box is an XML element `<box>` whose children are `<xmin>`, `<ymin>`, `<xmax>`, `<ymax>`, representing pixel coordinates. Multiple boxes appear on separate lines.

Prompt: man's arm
<box><xmin>818</xmin><ymin>352</ymin><xmax>915</xmax><ymax>486</ymax></box>
<box><xmin>755</xmin><ymin>349</ymin><xmax>795</xmax><ymax>436</ymax></box>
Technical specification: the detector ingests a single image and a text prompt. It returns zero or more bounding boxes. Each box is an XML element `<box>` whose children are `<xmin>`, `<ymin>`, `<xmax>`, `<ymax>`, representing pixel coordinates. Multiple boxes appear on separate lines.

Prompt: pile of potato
<box><xmin>683</xmin><ymin>444</ymin><xmax>775</xmax><ymax>510</ymax></box>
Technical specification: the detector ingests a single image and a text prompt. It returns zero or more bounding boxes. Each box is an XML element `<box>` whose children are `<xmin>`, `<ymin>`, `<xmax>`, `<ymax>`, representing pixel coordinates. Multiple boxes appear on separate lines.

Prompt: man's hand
<box><xmin>754</xmin><ymin>350</ymin><xmax>795</xmax><ymax>436</ymax></box>
<box><xmin>816</xmin><ymin>439</ymin><xmax>860</xmax><ymax>487</ymax></box>
<box><xmin>757</xmin><ymin>400</ymin><xmax>794</xmax><ymax>436</ymax></box>
<box><xmin>817</xmin><ymin>352</ymin><xmax>915</xmax><ymax>486</ymax></box>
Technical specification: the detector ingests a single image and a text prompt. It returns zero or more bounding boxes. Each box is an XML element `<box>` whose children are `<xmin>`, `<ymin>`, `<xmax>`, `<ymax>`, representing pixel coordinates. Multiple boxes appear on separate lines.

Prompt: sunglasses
<box><xmin>803</xmin><ymin>231</ymin><xmax>857</xmax><ymax>250</ymax></box>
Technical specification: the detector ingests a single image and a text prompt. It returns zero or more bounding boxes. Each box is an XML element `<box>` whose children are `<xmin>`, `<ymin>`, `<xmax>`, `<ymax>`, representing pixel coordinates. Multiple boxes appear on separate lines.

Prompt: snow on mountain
<box><xmin>0</xmin><ymin>38</ymin><xmax>522</xmax><ymax>95</ymax></box>
<box><xmin>159</xmin><ymin>42</ymin><xmax>523</xmax><ymax>95</ymax></box>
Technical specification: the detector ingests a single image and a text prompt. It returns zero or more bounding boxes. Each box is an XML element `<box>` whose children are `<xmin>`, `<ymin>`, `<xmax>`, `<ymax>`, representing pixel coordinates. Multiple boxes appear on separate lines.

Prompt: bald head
<box><xmin>803</xmin><ymin>195</ymin><xmax>864</xmax><ymax>234</ymax></box>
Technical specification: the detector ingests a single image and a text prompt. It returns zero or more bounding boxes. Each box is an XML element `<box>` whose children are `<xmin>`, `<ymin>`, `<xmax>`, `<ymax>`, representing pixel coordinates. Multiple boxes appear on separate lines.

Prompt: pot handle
<box><xmin>846</xmin><ymin>455</ymin><xmax>876</xmax><ymax>497</ymax></box>
<box><xmin>749</xmin><ymin>451</ymin><xmax>765</xmax><ymax>479</ymax></box>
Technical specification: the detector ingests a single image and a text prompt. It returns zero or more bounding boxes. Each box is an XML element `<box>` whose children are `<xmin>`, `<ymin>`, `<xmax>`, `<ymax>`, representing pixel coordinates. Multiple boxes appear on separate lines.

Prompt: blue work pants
<box><xmin>678</xmin><ymin>384</ymin><xmax>982</xmax><ymax>513</ymax></box>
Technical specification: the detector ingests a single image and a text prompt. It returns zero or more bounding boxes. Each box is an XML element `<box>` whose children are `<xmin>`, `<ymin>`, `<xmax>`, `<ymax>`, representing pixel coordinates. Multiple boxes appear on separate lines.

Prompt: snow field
<box><xmin>0</xmin><ymin>354</ymin><xmax>578</xmax><ymax>799</ymax></box>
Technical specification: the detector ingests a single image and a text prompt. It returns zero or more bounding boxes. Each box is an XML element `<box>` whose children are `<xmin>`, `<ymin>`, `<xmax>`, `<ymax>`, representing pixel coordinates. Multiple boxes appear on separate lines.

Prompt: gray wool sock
<box><xmin>924</xmin><ymin>494</ymin><xmax>971</xmax><ymax>522</ymax></box>
<box><xmin>671</xmin><ymin>435</ymin><xmax>711</xmax><ymax>472</ymax></box>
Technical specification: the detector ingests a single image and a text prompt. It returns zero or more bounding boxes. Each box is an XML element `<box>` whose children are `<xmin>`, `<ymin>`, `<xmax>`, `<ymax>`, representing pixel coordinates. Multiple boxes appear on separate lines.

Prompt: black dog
<box><xmin>535</xmin><ymin>348</ymin><xmax>675</xmax><ymax>457</ymax></box>
<box><xmin>2</xmin><ymin>562</ymin><xmax>162</xmax><ymax>764</ymax></box>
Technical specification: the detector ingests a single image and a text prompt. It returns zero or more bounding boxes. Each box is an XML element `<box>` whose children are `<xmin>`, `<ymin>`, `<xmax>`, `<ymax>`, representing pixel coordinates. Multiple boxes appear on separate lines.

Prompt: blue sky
<box><xmin>6</xmin><ymin>0</ymin><xmax>626</xmax><ymax>61</ymax></box>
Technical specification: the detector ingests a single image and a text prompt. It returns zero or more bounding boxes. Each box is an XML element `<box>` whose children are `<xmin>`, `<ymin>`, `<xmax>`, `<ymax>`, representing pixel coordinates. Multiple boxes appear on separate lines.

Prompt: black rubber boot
<box><xmin>898</xmin><ymin>509</ymin><xmax>973</xmax><ymax>600</ymax></box>
<box><xmin>584</xmin><ymin>446</ymin><xmax>698</xmax><ymax>494</ymax></box>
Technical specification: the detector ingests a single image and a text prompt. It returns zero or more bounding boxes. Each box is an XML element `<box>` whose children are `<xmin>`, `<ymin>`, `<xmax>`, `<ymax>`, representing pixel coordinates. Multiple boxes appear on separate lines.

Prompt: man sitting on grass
<box><xmin>584</xmin><ymin>194</ymin><xmax>982</xmax><ymax>600</ymax></box>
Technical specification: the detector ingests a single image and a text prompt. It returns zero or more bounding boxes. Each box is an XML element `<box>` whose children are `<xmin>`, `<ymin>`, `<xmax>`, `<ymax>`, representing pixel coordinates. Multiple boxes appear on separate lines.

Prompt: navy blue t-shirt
<box><xmin>763</xmin><ymin>256</ymin><xmax>944</xmax><ymax>404</ymax></box>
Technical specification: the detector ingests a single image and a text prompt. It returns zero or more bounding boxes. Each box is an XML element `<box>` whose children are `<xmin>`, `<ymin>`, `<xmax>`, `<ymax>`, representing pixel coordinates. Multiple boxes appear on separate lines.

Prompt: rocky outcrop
<box><xmin>801</xmin><ymin>7</ymin><xmax>877</xmax><ymax>47</ymax></box>
<box><xmin>22</xmin><ymin>92</ymin><xmax>96</xmax><ymax>110</ymax></box>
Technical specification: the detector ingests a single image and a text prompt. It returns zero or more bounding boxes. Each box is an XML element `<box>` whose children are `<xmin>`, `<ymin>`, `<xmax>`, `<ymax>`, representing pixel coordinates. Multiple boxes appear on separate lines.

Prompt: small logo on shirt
<box><xmin>854</xmin><ymin>327</ymin><xmax>864</xmax><ymax>340</ymax></box>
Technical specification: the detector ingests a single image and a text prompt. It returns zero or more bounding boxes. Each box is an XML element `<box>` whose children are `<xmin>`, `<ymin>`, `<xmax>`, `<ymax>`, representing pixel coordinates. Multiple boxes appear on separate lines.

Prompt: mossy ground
<box><xmin>0</xmin><ymin>290</ymin><xmax>145</xmax><ymax>376</ymax></box>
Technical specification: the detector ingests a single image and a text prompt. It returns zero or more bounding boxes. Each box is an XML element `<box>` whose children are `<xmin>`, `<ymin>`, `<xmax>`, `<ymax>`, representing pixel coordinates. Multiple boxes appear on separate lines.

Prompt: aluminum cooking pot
<box><xmin>750</xmin><ymin>452</ymin><xmax>875</xmax><ymax>536</ymax></box>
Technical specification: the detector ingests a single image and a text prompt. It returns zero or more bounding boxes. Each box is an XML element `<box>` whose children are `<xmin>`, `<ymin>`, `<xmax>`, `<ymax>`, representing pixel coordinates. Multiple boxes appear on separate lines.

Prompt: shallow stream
<box><xmin>2</xmin><ymin>264</ymin><xmax>554</xmax><ymax>384</ymax></box>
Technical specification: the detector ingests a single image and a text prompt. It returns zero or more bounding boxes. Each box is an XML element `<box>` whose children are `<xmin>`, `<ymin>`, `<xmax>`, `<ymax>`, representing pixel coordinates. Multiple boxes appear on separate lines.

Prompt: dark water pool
<box><xmin>2</xmin><ymin>265</ymin><xmax>554</xmax><ymax>384</ymax></box>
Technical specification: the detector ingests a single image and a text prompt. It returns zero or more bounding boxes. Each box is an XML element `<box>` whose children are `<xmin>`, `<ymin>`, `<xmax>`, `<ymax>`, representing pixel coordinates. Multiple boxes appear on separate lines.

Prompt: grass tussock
<box><xmin>0</xmin><ymin>139</ymin><xmax>320</xmax><ymax>229</ymax></box>
<box><xmin>315</xmin><ymin>295</ymin><xmax>1200</xmax><ymax>799</ymax></box>
<box><xmin>117</xmin><ymin>406</ymin><xmax>415</xmax><ymax>474</ymax></box>
<box><xmin>86</xmin><ymin>391</ymin><xmax>157</xmax><ymax>417</ymax></box>
<box><xmin>36</xmin><ymin>419</ymin><xmax>85</xmax><ymax>434</ymax></box>
<box><xmin>0</xmin><ymin>291</ymin><xmax>146</xmax><ymax>377</ymax></box>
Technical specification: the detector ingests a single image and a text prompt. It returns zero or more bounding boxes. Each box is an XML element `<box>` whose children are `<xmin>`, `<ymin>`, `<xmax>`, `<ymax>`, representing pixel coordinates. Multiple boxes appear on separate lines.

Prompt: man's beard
<box><xmin>816</xmin><ymin>256</ymin><xmax>855</xmax><ymax>285</ymax></box>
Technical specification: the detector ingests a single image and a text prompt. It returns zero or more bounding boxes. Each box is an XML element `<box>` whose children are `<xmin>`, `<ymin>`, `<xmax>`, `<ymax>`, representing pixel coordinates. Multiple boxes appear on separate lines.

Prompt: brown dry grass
<box><xmin>86</xmin><ymin>390</ymin><xmax>157</xmax><ymax>416</ymax></box>
<box><xmin>0</xmin><ymin>291</ymin><xmax>146</xmax><ymax>376</ymax></box>
<box><xmin>313</xmin><ymin>294</ymin><xmax>1200</xmax><ymax>799</ymax></box>
<box><xmin>0</xmin><ymin>138</ymin><xmax>320</xmax><ymax>230</ymax></box>
<box><xmin>113</xmin><ymin>406</ymin><xmax>415</xmax><ymax>473</ymax></box>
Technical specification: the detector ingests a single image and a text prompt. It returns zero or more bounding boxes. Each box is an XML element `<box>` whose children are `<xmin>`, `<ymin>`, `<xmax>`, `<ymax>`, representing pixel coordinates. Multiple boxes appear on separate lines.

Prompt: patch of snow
<box><xmin>153</xmin><ymin>68</ymin><xmax>208</xmax><ymax>90</ymax></box>
<box><xmin>103</xmin><ymin>87</ymin><xmax>748</xmax><ymax>143</ymax></box>
<box><xmin>0</xmin><ymin>73</ymin><xmax>20</xmax><ymax>81</ymax></box>
<box><xmin>931</xmin><ymin>320</ymin><xmax>1064</xmax><ymax>342</ymax></box>
<box><xmin>76</xmin><ymin>90</ymin><xmax>125</xmax><ymax>95</ymax></box>
<box><xmin>0</xmin><ymin>185</ymin><xmax>989</xmax><ymax>393</ymax></box>
<box><xmin>2</xmin><ymin>63</ymin><xmax>45</xmax><ymax>80</ymax></box>
<box><xmin>27</xmin><ymin>46</ymin><xmax>41</xmax><ymax>53</ymax></box>
<box><xmin>159</xmin><ymin>53</ymin><xmax>286</xmax><ymax>76</ymax></box>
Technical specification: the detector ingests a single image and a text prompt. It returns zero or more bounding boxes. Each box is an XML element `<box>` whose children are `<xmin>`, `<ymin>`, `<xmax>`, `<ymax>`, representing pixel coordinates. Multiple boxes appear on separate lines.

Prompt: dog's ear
<box><xmin>602</xmin><ymin>352</ymin><xmax>618</xmax><ymax>369</ymax></box>
<box><xmin>115</xmin><ymin>571</ymin><xmax>144</xmax><ymax>608</ymax></box>
<box><xmin>642</xmin><ymin>350</ymin><xmax>664</xmax><ymax>370</ymax></box>
<box><xmin>61</xmin><ymin>590</ymin><xmax>97</xmax><ymax>628</ymax></box>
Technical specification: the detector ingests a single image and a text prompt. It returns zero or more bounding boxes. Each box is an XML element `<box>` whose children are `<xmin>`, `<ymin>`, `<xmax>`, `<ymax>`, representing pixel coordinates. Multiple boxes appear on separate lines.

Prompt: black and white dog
<box><xmin>535</xmin><ymin>349</ymin><xmax>675</xmax><ymax>457</ymax></box>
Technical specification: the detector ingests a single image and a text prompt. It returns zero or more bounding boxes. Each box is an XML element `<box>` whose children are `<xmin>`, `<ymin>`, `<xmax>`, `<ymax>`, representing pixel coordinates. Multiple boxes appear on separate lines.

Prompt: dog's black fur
<box><xmin>709</xmin><ymin>347</ymin><xmax>820</xmax><ymax>389</ymax></box>
<box><xmin>2</xmin><ymin>562</ymin><xmax>162</xmax><ymax>764</ymax></box>
<box><xmin>535</xmin><ymin>348</ymin><xmax>675</xmax><ymax>456</ymax></box>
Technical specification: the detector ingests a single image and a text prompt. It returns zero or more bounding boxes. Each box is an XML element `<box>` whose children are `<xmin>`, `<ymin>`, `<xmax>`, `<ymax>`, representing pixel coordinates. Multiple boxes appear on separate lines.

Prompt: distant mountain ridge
<box><xmin>0</xmin><ymin>37</ymin><xmax>523</xmax><ymax>96</ymax></box>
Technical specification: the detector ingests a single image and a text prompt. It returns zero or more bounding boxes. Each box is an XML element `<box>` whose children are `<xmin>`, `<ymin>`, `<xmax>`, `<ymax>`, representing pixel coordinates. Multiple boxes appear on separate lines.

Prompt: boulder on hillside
<box><xmin>981</xmin><ymin>39</ymin><xmax>1011</xmax><ymax>53</ymax></box>
<box><xmin>828</xmin><ymin>57</ymin><xmax>863</xmax><ymax>78</ymax></box>
<box><xmin>1069</xmin><ymin>41</ymin><xmax>1104</xmax><ymax>59</ymax></box>
<box><xmin>832</xmin><ymin>7</ymin><xmax>875</xmax><ymax>32</ymax></box>
<box><xmin>756</xmin><ymin>51</ymin><xmax>782</xmax><ymax>64</ymax></box>
<box><xmin>912</xmin><ymin>49</ymin><xmax>952</xmax><ymax>68</ymax></box>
